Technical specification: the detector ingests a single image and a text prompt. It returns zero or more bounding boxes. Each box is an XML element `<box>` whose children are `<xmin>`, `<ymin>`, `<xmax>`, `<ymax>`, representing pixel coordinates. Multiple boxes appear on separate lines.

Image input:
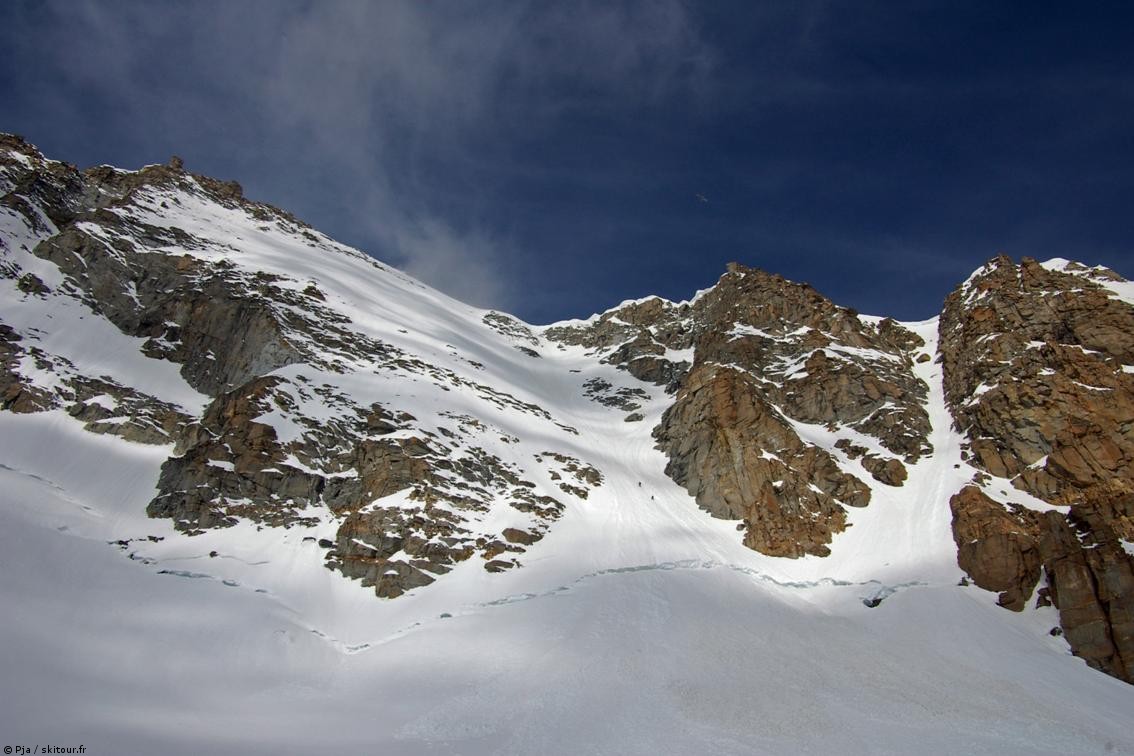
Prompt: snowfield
<box><xmin>1</xmin><ymin>409</ymin><xmax>1131</xmax><ymax>755</ymax></box>
<box><xmin>1</xmin><ymin>166</ymin><xmax>1132</xmax><ymax>754</ymax></box>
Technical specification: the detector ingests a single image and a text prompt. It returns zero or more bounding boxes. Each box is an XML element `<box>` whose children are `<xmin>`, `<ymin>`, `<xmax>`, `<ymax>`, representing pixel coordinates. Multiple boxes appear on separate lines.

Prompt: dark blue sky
<box><xmin>3</xmin><ymin>1</ymin><xmax>1133</xmax><ymax>323</ymax></box>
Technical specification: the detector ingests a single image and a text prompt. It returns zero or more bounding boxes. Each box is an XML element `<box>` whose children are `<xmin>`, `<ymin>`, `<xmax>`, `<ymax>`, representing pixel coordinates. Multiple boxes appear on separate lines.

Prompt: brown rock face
<box><xmin>950</xmin><ymin>486</ymin><xmax>1134</xmax><ymax>681</ymax></box>
<box><xmin>950</xmin><ymin>486</ymin><xmax>1042</xmax><ymax>611</ymax></box>
<box><xmin>1</xmin><ymin>135</ymin><xmax>597</xmax><ymax>601</ymax></box>
<box><xmin>655</xmin><ymin>363</ymin><xmax>869</xmax><ymax>556</ymax></box>
<box><xmin>941</xmin><ymin>256</ymin><xmax>1134</xmax><ymax>509</ymax></box>
<box><xmin>548</xmin><ymin>267</ymin><xmax>932</xmax><ymax>467</ymax></box>
<box><xmin>149</xmin><ymin>371</ymin><xmax>578</xmax><ymax>598</ymax></box>
<box><xmin>942</xmin><ymin>256</ymin><xmax>1134</xmax><ymax>683</ymax></box>
<box><xmin>631</xmin><ymin>265</ymin><xmax>928</xmax><ymax>557</ymax></box>
<box><xmin>0</xmin><ymin>324</ymin><xmax>55</xmax><ymax>413</ymax></box>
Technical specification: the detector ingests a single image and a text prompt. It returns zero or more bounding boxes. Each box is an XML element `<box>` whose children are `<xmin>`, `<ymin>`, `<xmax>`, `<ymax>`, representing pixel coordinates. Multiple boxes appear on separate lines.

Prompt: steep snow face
<box><xmin>1</xmin><ymin>137</ymin><xmax>1133</xmax><ymax>753</ymax></box>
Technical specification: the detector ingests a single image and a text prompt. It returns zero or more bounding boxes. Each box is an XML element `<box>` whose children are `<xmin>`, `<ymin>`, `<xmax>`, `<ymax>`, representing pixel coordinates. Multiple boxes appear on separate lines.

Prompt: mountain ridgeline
<box><xmin>2</xmin><ymin>133</ymin><xmax>1132</xmax><ymax>685</ymax></box>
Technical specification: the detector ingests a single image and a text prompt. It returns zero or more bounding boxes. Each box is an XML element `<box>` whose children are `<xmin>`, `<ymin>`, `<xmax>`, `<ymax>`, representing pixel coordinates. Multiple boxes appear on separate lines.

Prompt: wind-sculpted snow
<box><xmin>473</xmin><ymin>559</ymin><xmax>927</xmax><ymax>611</ymax></box>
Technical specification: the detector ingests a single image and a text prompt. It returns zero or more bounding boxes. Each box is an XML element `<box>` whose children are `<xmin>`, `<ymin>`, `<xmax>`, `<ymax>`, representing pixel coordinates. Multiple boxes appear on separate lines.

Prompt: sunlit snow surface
<box><xmin>1</xmin><ymin>177</ymin><xmax>1132</xmax><ymax>753</ymax></box>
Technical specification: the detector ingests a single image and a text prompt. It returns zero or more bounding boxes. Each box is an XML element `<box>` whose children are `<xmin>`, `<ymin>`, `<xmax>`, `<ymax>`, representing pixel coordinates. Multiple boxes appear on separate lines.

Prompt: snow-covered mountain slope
<box><xmin>2</xmin><ymin>134</ymin><xmax>1133</xmax><ymax>754</ymax></box>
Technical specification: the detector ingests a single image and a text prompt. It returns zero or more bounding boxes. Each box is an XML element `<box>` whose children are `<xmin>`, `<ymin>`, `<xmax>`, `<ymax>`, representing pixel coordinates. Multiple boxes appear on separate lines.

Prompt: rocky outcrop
<box><xmin>147</xmin><ymin>370</ymin><xmax>583</xmax><ymax>597</ymax></box>
<box><xmin>149</xmin><ymin>376</ymin><xmax>324</xmax><ymax>530</ymax></box>
<box><xmin>36</xmin><ymin>229</ymin><xmax>305</xmax><ymax>395</ymax></box>
<box><xmin>941</xmin><ymin>256</ymin><xmax>1134</xmax><ymax>506</ymax></box>
<box><xmin>0</xmin><ymin>312</ymin><xmax>191</xmax><ymax>442</ymax></box>
<box><xmin>942</xmin><ymin>256</ymin><xmax>1134</xmax><ymax>683</ymax></box>
<box><xmin>655</xmin><ymin>362</ymin><xmax>870</xmax><ymax>557</ymax></box>
<box><xmin>548</xmin><ymin>264</ymin><xmax>930</xmax><ymax>559</ymax></box>
<box><xmin>571</xmin><ymin>265</ymin><xmax>932</xmax><ymax>558</ymax></box>
<box><xmin>0</xmin><ymin>324</ymin><xmax>55</xmax><ymax>413</ymax></box>
<box><xmin>951</xmin><ymin>486</ymin><xmax>1134</xmax><ymax>682</ymax></box>
<box><xmin>550</xmin><ymin>266</ymin><xmax>931</xmax><ymax>461</ymax></box>
<box><xmin>545</xmin><ymin>298</ymin><xmax>694</xmax><ymax>391</ymax></box>
<box><xmin>582</xmin><ymin>377</ymin><xmax>648</xmax><ymax>414</ymax></box>
<box><xmin>693</xmin><ymin>267</ymin><xmax>931</xmax><ymax>463</ymax></box>
<box><xmin>950</xmin><ymin>486</ymin><xmax>1042</xmax><ymax>611</ymax></box>
<box><xmin>3</xmin><ymin>134</ymin><xmax>391</xmax><ymax>397</ymax></box>
<box><xmin>0</xmin><ymin>135</ymin><xmax>596</xmax><ymax>600</ymax></box>
<box><xmin>327</xmin><ymin>504</ymin><xmax>475</xmax><ymax>599</ymax></box>
<box><xmin>835</xmin><ymin>439</ymin><xmax>910</xmax><ymax>486</ymax></box>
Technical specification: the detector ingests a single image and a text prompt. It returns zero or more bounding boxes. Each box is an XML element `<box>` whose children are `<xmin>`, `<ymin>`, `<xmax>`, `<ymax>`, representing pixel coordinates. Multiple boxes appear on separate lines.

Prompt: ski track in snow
<box><xmin>286</xmin><ymin>560</ymin><xmax>930</xmax><ymax>657</ymax></box>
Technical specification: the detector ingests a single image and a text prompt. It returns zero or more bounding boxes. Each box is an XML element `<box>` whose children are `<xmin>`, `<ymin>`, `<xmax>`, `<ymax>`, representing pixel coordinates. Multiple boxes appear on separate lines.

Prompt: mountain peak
<box><xmin>2</xmin><ymin>137</ymin><xmax>1133</xmax><ymax>752</ymax></box>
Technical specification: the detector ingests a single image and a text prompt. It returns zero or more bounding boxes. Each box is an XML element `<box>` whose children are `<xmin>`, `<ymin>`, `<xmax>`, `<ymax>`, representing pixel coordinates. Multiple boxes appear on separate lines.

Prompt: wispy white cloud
<box><xmin>391</xmin><ymin>216</ymin><xmax>512</xmax><ymax>309</ymax></box>
<box><xmin>6</xmin><ymin>0</ymin><xmax>715</xmax><ymax>311</ymax></box>
<box><xmin>248</xmin><ymin>1</ymin><xmax>716</xmax><ymax>310</ymax></box>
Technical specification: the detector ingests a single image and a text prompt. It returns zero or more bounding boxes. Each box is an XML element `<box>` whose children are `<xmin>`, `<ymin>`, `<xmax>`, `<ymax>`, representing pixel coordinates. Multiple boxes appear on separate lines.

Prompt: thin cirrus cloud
<box><xmin>1</xmin><ymin>0</ymin><xmax>716</xmax><ymax>312</ymax></box>
<box><xmin>5</xmin><ymin>2</ymin><xmax>1131</xmax><ymax>323</ymax></box>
